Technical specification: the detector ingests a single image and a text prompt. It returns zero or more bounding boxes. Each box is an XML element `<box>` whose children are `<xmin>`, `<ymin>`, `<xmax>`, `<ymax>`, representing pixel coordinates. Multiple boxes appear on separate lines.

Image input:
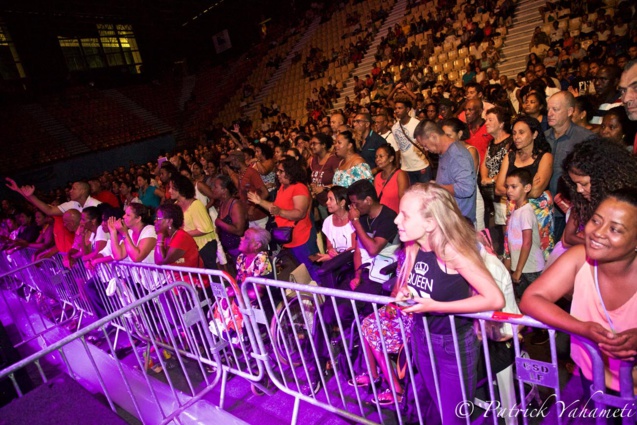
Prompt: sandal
<box><xmin>372</xmin><ymin>389</ymin><xmax>403</xmax><ymax>407</ymax></box>
<box><xmin>347</xmin><ymin>373</ymin><xmax>381</xmax><ymax>388</ymax></box>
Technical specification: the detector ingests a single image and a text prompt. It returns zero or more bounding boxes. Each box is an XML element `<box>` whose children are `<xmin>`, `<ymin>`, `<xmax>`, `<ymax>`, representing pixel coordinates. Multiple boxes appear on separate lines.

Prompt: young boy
<box><xmin>504</xmin><ymin>169</ymin><xmax>545</xmax><ymax>299</ymax></box>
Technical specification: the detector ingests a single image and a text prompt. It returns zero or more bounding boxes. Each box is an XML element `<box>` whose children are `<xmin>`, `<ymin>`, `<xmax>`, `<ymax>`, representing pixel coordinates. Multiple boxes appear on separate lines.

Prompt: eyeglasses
<box><xmin>155</xmin><ymin>217</ymin><xmax>167</xmax><ymax>222</ymax></box>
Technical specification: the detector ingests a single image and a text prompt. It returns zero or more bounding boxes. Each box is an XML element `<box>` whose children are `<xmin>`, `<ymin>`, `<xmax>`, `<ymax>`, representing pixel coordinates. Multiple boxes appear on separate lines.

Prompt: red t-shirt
<box><xmin>167</xmin><ymin>229</ymin><xmax>206</xmax><ymax>287</ymax></box>
<box><xmin>168</xmin><ymin>229</ymin><xmax>203</xmax><ymax>268</ymax></box>
<box><xmin>239</xmin><ymin>167</ymin><xmax>268</xmax><ymax>221</ymax></box>
<box><xmin>53</xmin><ymin>216</ymin><xmax>75</xmax><ymax>253</ymax></box>
<box><xmin>95</xmin><ymin>190</ymin><xmax>121</xmax><ymax>209</ymax></box>
<box><xmin>274</xmin><ymin>183</ymin><xmax>312</xmax><ymax>248</ymax></box>
<box><xmin>466</xmin><ymin>124</ymin><xmax>493</xmax><ymax>164</ymax></box>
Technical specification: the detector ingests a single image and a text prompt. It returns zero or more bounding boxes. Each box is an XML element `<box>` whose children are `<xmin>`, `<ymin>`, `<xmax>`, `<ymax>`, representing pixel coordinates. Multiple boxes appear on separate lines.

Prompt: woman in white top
<box><xmin>107</xmin><ymin>203</ymin><xmax>156</xmax><ymax>265</ymax></box>
<box><xmin>314</xmin><ymin>186</ymin><xmax>357</xmax><ymax>290</ymax></box>
<box><xmin>316</xmin><ymin>186</ymin><xmax>356</xmax><ymax>261</ymax></box>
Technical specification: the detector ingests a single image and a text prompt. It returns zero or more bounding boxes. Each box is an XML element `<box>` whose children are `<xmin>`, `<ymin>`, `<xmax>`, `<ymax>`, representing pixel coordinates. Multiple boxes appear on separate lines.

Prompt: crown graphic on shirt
<box><xmin>414</xmin><ymin>262</ymin><xmax>429</xmax><ymax>276</ymax></box>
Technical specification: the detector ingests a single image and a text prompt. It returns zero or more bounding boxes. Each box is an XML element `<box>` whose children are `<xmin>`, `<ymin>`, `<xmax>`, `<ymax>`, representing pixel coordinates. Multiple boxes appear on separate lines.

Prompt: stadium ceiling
<box><xmin>0</xmin><ymin>0</ymin><xmax>237</xmax><ymax>27</ymax></box>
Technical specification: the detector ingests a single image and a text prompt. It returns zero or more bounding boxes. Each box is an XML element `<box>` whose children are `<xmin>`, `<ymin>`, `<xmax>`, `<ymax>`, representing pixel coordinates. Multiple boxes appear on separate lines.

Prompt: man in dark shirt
<box><xmin>352</xmin><ymin>112</ymin><xmax>387</xmax><ymax>170</ymax></box>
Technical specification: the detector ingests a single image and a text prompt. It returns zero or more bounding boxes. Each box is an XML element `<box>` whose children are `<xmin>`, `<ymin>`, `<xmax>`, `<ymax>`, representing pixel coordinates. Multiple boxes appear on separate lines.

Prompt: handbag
<box><xmin>271</xmin><ymin>226</ymin><xmax>294</xmax><ymax>244</ymax></box>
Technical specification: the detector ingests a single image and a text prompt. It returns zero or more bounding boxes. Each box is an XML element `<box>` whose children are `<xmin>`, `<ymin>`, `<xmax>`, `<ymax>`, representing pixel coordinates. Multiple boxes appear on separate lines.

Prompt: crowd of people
<box><xmin>2</xmin><ymin>0</ymin><xmax>637</xmax><ymax>421</ymax></box>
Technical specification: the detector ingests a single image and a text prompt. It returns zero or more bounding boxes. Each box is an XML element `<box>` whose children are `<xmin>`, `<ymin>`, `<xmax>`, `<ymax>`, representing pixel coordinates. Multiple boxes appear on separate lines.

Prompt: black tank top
<box><xmin>507</xmin><ymin>150</ymin><xmax>546</xmax><ymax>178</ymax></box>
<box><xmin>407</xmin><ymin>249</ymin><xmax>473</xmax><ymax>334</ymax></box>
<box><xmin>217</xmin><ymin>199</ymin><xmax>241</xmax><ymax>252</ymax></box>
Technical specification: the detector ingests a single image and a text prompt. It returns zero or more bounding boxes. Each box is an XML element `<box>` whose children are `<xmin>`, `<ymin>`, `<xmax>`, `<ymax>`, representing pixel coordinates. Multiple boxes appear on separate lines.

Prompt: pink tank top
<box><xmin>570</xmin><ymin>261</ymin><xmax>637</xmax><ymax>393</ymax></box>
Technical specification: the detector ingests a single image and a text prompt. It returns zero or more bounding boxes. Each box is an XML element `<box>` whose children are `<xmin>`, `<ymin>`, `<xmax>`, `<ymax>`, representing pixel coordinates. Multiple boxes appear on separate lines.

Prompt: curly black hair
<box><xmin>279</xmin><ymin>156</ymin><xmax>308</xmax><ymax>185</ymax></box>
<box><xmin>562</xmin><ymin>138</ymin><xmax>637</xmax><ymax>227</ymax></box>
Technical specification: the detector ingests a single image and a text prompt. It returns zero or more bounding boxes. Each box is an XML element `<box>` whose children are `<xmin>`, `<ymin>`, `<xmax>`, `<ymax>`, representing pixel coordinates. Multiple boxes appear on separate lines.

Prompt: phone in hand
<box><xmin>395</xmin><ymin>298</ymin><xmax>417</xmax><ymax>307</ymax></box>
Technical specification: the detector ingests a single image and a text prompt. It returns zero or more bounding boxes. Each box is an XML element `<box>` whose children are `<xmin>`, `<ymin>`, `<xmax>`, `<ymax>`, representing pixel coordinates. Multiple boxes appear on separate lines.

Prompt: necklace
<box><xmin>333</xmin><ymin>211</ymin><xmax>348</xmax><ymax>224</ymax></box>
<box><xmin>382</xmin><ymin>166</ymin><xmax>397</xmax><ymax>180</ymax></box>
<box><xmin>367</xmin><ymin>212</ymin><xmax>379</xmax><ymax>229</ymax></box>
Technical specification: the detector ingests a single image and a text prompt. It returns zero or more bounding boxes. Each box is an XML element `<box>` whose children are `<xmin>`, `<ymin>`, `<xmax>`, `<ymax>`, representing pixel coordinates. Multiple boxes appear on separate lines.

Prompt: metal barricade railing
<box><xmin>241</xmin><ymin>276</ymin><xmax>629</xmax><ymax>425</ymax></box>
<box><xmin>3</xmin><ymin>249</ymin><xmax>634</xmax><ymax>425</ymax></box>
<box><xmin>0</xmin><ymin>248</ymin><xmax>96</xmax><ymax>331</ymax></box>
<box><xmin>0</xmin><ymin>283</ymin><xmax>224</xmax><ymax>424</ymax></box>
<box><xmin>91</xmin><ymin>262</ymin><xmax>271</xmax><ymax>407</ymax></box>
<box><xmin>0</xmin><ymin>256</ymin><xmax>79</xmax><ymax>346</ymax></box>
<box><xmin>581</xmin><ymin>343</ymin><xmax>637</xmax><ymax>425</ymax></box>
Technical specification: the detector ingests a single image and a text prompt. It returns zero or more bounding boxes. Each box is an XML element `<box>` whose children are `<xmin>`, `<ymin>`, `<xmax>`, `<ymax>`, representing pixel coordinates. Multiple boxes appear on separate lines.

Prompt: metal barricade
<box><xmin>581</xmin><ymin>343</ymin><xmax>637</xmax><ymax>425</ymax></box>
<box><xmin>241</xmin><ymin>277</ymin><xmax>571</xmax><ymax>425</ymax></box>
<box><xmin>91</xmin><ymin>262</ymin><xmax>271</xmax><ymax>407</ymax></box>
<box><xmin>0</xmin><ymin>257</ymin><xmax>79</xmax><ymax>346</ymax></box>
<box><xmin>0</xmin><ymin>248</ymin><xmax>96</xmax><ymax>331</ymax></box>
<box><xmin>0</xmin><ymin>283</ymin><xmax>226</xmax><ymax>424</ymax></box>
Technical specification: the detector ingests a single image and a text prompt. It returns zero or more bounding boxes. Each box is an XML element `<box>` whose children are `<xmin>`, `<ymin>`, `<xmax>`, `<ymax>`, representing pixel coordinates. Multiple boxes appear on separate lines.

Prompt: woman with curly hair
<box><xmin>559</xmin><ymin>138</ymin><xmax>637</xmax><ymax>249</ymax></box>
<box><xmin>495</xmin><ymin>115</ymin><xmax>555</xmax><ymax>259</ymax></box>
<box><xmin>248</xmin><ymin>156</ymin><xmax>319</xmax><ymax>280</ymax></box>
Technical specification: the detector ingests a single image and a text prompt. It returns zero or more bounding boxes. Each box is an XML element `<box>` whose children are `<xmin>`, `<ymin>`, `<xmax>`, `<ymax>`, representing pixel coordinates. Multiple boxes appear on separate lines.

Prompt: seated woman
<box><xmin>119</xmin><ymin>180</ymin><xmax>140</xmax><ymax>210</ymax></box>
<box><xmin>520</xmin><ymin>189</ymin><xmax>637</xmax><ymax>396</ymax></box>
<box><xmin>154</xmin><ymin>203</ymin><xmax>203</xmax><ymax>268</ymax></box>
<box><xmin>315</xmin><ymin>186</ymin><xmax>357</xmax><ymax>289</ymax></box>
<box><xmin>332</xmin><ymin>130</ymin><xmax>373</xmax><ymax>188</ymax></box>
<box><xmin>210</xmin><ymin>228</ymin><xmax>273</xmax><ymax>343</ymax></box>
<box><xmin>107</xmin><ymin>203</ymin><xmax>157</xmax><ymax>294</ymax></box>
<box><xmin>108</xmin><ymin>203</ymin><xmax>156</xmax><ymax>264</ymax></box>
<box><xmin>24</xmin><ymin>211</ymin><xmax>55</xmax><ymax>260</ymax></box>
<box><xmin>136</xmin><ymin>173</ymin><xmax>162</xmax><ymax>209</ymax></box>
<box><xmin>600</xmin><ymin>107</ymin><xmax>636</xmax><ymax>150</ymax></box>
<box><xmin>248</xmin><ymin>156</ymin><xmax>319</xmax><ymax>281</ymax></box>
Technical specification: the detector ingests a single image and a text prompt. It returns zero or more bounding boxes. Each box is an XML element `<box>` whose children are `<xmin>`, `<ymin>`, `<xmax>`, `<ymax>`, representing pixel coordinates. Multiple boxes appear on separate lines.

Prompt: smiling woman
<box><xmin>520</xmin><ymin>189</ymin><xmax>637</xmax><ymax>395</ymax></box>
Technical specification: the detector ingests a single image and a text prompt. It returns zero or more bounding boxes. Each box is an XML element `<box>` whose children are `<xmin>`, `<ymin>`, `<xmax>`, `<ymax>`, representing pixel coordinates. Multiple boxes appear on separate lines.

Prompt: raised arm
<box><xmin>5</xmin><ymin>178</ymin><xmax>61</xmax><ymax>216</ymax></box>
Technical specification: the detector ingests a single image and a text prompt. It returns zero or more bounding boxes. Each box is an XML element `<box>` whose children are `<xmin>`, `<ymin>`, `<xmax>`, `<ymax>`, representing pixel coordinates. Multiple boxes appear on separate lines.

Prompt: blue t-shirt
<box><xmin>436</xmin><ymin>141</ymin><xmax>476</xmax><ymax>222</ymax></box>
<box><xmin>138</xmin><ymin>185</ymin><xmax>161</xmax><ymax>208</ymax></box>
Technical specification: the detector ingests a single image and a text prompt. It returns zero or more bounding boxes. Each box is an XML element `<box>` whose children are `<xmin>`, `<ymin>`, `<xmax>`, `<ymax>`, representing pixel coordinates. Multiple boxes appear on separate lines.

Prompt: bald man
<box><xmin>464</xmin><ymin>99</ymin><xmax>493</xmax><ymax>163</ymax></box>
<box><xmin>6</xmin><ymin>179</ymin><xmax>101</xmax><ymax>216</ymax></box>
<box><xmin>544</xmin><ymin>91</ymin><xmax>594</xmax><ymax>240</ymax></box>
<box><xmin>619</xmin><ymin>59</ymin><xmax>637</xmax><ymax>153</ymax></box>
<box><xmin>35</xmin><ymin>209</ymin><xmax>81</xmax><ymax>260</ymax></box>
<box><xmin>330</xmin><ymin>112</ymin><xmax>346</xmax><ymax>136</ymax></box>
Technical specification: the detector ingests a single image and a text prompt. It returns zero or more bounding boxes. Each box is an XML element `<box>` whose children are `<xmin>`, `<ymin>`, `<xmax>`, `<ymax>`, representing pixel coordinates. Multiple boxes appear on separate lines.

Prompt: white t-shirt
<box><xmin>480</xmin><ymin>245</ymin><xmax>521</xmax><ymax>338</ymax></box>
<box><xmin>508</xmin><ymin>203</ymin><xmax>544</xmax><ymax>273</ymax></box>
<box><xmin>322</xmin><ymin>215</ymin><xmax>355</xmax><ymax>253</ymax></box>
<box><xmin>57</xmin><ymin>196</ymin><xmax>102</xmax><ymax>213</ymax></box>
<box><xmin>122</xmin><ymin>225</ymin><xmax>157</xmax><ymax>264</ymax></box>
<box><xmin>391</xmin><ymin>117</ymin><xmax>429</xmax><ymax>172</ymax></box>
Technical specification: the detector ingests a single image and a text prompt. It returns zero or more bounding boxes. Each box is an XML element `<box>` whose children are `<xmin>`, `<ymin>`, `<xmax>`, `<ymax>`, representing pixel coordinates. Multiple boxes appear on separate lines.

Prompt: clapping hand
<box><xmin>247</xmin><ymin>191</ymin><xmax>262</xmax><ymax>206</ymax></box>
